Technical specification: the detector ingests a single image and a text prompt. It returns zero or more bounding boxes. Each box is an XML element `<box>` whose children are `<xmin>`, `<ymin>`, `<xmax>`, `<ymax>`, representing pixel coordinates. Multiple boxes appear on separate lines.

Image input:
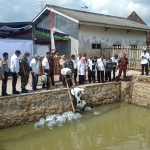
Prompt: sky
<box><xmin>0</xmin><ymin>0</ymin><xmax>150</xmax><ymax>26</ymax></box>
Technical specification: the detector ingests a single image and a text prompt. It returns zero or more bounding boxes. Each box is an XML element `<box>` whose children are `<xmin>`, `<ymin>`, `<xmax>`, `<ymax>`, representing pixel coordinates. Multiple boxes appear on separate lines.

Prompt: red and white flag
<box><xmin>50</xmin><ymin>7</ymin><xmax>56</xmax><ymax>53</ymax></box>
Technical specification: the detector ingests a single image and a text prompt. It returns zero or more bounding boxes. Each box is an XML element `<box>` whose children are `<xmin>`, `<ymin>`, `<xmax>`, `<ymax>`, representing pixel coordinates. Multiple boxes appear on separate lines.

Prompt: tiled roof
<box><xmin>127</xmin><ymin>11</ymin><xmax>150</xmax><ymax>43</ymax></box>
<box><xmin>46</xmin><ymin>5</ymin><xmax>150</xmax><ymax>31</ymax></box>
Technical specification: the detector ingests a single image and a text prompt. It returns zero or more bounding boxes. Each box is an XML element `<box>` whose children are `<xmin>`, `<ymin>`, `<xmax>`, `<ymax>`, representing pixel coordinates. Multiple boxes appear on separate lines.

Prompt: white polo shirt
<box><xmin>87</xmin><ymin>58</ymin><xmax>93</xmax><ymax>70</ymax></box>
<box><xmin>71</xmin><ymin>87</ymin><xmax>82</xmax><ymax>102</ymax></box>
<box><xmin>42</xmin><ymin>57</ymin><xmax>49</xmax><ymax>70</ymax></box>
<box><xmin>97</xmin><ymin>58</ymin><xmax>105</xmax><ymax>71</ymax></box>
<box><xmin>30</xmin><ymin>58</ymin><xmax>39</xmax><ymax>74</ymax></box>
<box><xmin>141</xmin><ymin>52</ymin><xmax>149</xmax><ymax>64</ymax></box>
<box><xmin>72</xmin><ymin>58</ymin><xmax>77</xmax><ymax>69</ymax></box>
<box><xmin>61</xmin><ymin>68</ymin><xmax>71</xmax><ymax>75</ymax></box>
<box><xmin>10</xmin><ymin>54</ymin><xmax>20</xmax><ymax>73</ymax></box>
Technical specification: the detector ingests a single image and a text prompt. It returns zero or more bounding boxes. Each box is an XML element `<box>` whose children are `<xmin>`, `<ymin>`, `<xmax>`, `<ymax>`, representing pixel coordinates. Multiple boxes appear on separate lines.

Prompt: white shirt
<box><xmin>72</xmin><ymin>58</ymin><xmax>77</xmax><ymax>69</ymax></box>
<box><xmin>30</xmin><ymin>58</ymin><xmax>39</xmax><ymax>74</ymax></box>
<box><xmin>97</xmin><ymin>58</ymin><xmax>105</xmax><ymax>71</ymax></box>
<box><xmin>71</xmin><ymin>87</ymin><xmax>82</xmax><ymax>102</ymax></box>
<box><xmin>140</xmin><ymin>52</ymin><xmax>149</xmax><ymax>64</ymax></box>
<box><xmin>87</xmin><ymin>59</ymin><xmax>93</xmax><ymax>70</ymax></box>
<box><xmin>42</xmin><ymin>57</ymin><xmax>49</xmax><ymax>70</ymax></box>
<box><xmin>61</xmin><ymin>68</ymin><xmax>71</xmax><ymax>75</ymax></box>
<box><xmin>10</xmin><ymin>54</ymin><xmax>20</xmax><ymax>73</ymax></box>
<box><xmin>111</xmin><ymin>57</ymin><xmax>118</xmax><ymax>67</ymax></box>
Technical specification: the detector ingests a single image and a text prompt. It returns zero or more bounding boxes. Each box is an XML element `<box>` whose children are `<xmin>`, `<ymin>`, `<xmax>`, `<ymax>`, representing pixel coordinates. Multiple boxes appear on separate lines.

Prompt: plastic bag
<box><xmin>34</xmin><ymin>121</ymin><xmax>44</xmax><ymax>128</ymax></box>
<box><xmin>39</xmin><ymin>118</ymin><xmax>46</xmax><ymax>124</ymax></box>
<box><xmin>76</xmin><ymin>100</ymin><xmax>86</xmax><ymax>109</ymax></box>
<box><xmin>84</xmin><ymin>106</ymin><xmax>92</xmax><ymax>111</ymax></box>
<box><xmin>75</xmin><ymin>113</ymin><xmax>82</xmax><ymax>119</ymax></box>
<box><xmin>56</xmin><ymin>116</ymin><xmax>65</xmax><ymax>126</ymax></box>
<box><xmin>41</xmin><ymin>74</ymin><xmax>47</xmax><ymax>83</ymax></box>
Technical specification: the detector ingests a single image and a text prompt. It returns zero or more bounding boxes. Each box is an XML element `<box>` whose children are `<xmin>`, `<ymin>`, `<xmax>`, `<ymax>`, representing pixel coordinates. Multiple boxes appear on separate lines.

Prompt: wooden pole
<box><xmin>65</xmin><ymin>77</ymin><xmax>75</xmax><ymax>113</ymax></box>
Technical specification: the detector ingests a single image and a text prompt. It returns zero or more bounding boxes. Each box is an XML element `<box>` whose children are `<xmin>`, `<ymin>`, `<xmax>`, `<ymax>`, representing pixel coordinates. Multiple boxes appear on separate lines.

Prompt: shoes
<box><xmin>13</xmin><ymin>91</ymin><xmax>20</xmax><ymax>94</ymax></box>
<box><xmin>141</xmin><ymin>73</ymin><xmax>144</xmax><ymax>75</ymax></box>
<box><xmin>21</xmin><ymin>88</ymin><xmax>28</xmax><ymax>93</ymax></box>
<box><xmin>2</xmin><ymin>93</ymin><xmax>11</xmax><ymax>96</ymax></box>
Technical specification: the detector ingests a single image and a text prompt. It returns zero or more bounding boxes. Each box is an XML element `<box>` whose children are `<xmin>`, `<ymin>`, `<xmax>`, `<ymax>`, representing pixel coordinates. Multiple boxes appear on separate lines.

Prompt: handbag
<box><xmin>76</xmin><ymin>100</ymin><xmax>86</xmax><ymax>109</ymax></box>
<box><xmin>41</xmin><ymin>74</ymin><xmax>47</xmax><ymax>84</ymax></box>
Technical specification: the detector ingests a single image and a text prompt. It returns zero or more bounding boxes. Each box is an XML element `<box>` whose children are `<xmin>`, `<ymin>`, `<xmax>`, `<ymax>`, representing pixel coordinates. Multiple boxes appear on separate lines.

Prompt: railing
<box><xmin>101</xmin><ymin>46</ymin><xmax>150</xmax><ymax>70</ymax></box>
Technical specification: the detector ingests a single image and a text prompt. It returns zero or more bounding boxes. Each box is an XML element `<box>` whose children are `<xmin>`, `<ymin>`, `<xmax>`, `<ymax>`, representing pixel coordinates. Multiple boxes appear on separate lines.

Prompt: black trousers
<box><xmin>12</xmin><ymin>72</ymin><xmax>18</xmax><ymax>93</ymax></box>
<box><xmin>74</xmin><ymin>68</ymin><xmax>77</xmax><ymax>83</ymax></box>
<box><xmin>97</xmin><ymin>70</ymin><xmax>104</xmax><ymax>82</ymax></box>
<box><xmin>88</xmin><ymin>69</ymin><xmax>92</xmax><ymax>83</ymax></box>
<box><xmin>1</xmin><ymin>72</ymin><xmax>8</xmax><ymax>96</ymax></box>
<box><xmin>79</xmin><ymin>75</ymin><xmax>84</xmax><ymax>85</ymax></box>
<box><xmin>105</xmin><ymin>71</ymin><xmax>111</xmax><ymax>81</ymax></box>
<box><xmin>112</xmin><ymin>67</ymin><xmax>116</xmax><ymax>80</ymax></box>
<box><xmin>42</xmin><ymin>69</ymin><xmax>50</xmax><ymax>89</ymax></box>
<box><xmin>92</xmin><ymin>71</ymin><xmax>96</xmax><ymax>83</ymax></box>
<box><xmin>141</xmin><ymin>63</ymin><xmax>148</xmax><ymax>75</ymax></box>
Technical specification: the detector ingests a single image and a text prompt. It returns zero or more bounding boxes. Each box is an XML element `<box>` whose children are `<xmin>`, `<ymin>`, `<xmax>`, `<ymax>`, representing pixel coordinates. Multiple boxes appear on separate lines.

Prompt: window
<box><xmin>92</xmin><ymin>43</ymin><xmax>101</xmax><ymax>49</ymax></box>
<box><xmin>131</xmin><ymin>45</ymin><xmax>137</xmax><ymax>49</ymax></box>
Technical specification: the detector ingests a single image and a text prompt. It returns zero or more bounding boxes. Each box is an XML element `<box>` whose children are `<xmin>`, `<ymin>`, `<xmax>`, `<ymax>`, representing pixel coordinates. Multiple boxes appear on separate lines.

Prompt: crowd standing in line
<box><xmin>0</xmin><ymin>48</ymin><xmax>149</xmax><ymax>96</ymax></box>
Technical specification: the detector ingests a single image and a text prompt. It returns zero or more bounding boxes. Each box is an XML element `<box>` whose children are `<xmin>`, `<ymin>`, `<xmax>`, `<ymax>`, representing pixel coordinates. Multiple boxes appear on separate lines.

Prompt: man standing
<box><xmin>87</xmin><ymin>55</ymin><xmax>93</xmax><ymax>83</ymax></box>
<box><xmin>71</xmin><ymin>54</ymin><xmax>78</xmax><ymax>84</ymax></box>
<box><xmin>140</xmin><ymin>48</ymin><xmax>149</xmax><ymax>76</ymax></box>
<box><xmin>97</xmin><ymin>55</ymin><xmax>106</xmax><ymax>83</ymax></box>
<box><xmin>116</xmin><ymin>53</ymin><xmax>128</xmax><ymax>81</ymax></box>
<box><xmin>111</xmin><ymin>54</ymin><xmax>118</xmax><ymax>80</ymax></box>
<box><xmin>10</xmin><ymin>50</ymin><xmax>21</xmax><ymax>94</ymax></box>
<box><xmin>42</xmin><ymin>52</ymin><xmax>50</xmax><ymax>90</ymax></box>
<box><xmin>0</xmin><ymin>52</ymin><xmax>10</xmax><ymax>96</ymax></box>
<box><xmin>30</xmin><ymin>55</ymin><xmax>39</xmax><ymax>91</ymax></box>
<box><xmin>20</xmin><ymin>52</ymin><xmax>30</xmax><ymax>93</ymax></box>
<box><xmin>48</xmin><ymin>55</ymin><xmax>55</xmax><ymax>86</ymax></box>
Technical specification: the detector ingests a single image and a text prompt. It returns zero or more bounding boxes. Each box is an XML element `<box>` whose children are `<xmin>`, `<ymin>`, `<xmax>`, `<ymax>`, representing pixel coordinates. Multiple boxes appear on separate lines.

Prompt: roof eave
<box><xmin>79</xmin><ymin>21</ymin><xmax>150</xmax><ymax>32</ymax></box>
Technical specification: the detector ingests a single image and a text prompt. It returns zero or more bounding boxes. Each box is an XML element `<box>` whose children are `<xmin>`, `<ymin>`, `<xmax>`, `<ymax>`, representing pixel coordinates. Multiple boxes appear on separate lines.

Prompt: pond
<box><xmin>0</xmin><ymin>103</ymin><xmax>150</xmax><ymax>150</ymax></box>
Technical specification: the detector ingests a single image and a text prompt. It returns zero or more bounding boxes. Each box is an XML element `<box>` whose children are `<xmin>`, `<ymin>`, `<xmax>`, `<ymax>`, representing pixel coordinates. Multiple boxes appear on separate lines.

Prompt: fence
<box><xmin>101</xmin><ymin>46</ymin><xmax>150</xmax><ymax>70</ymax></box>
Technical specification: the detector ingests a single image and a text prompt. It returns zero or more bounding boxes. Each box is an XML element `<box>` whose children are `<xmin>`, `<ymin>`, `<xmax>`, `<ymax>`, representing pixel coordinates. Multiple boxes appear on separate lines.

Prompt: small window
<box><xmin>92</xmin><ymin>43</ymin><xmax>101</xmax><ymax>49</ymax></box>
<box><xmin>131</xmin><ymin>45</ymin><xmax>137</xmax><ymax>49</ymax></box>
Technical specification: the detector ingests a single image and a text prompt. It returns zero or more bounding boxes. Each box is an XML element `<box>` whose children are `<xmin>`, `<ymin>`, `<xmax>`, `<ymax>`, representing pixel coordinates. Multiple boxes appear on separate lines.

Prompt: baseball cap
<box><xmin>34</xmin><ymin>54</ymin><xmax>39</xmax><ymax>58</ymax></box>
<box><xmin>24</xmin><ymin>52</ymin><xmax>30</xmax><ymax>56</ymax></box>
<box><xmin>15</xmin><ymin>50</ymin><xmax>21</xmax><ymax>54</ymax></box>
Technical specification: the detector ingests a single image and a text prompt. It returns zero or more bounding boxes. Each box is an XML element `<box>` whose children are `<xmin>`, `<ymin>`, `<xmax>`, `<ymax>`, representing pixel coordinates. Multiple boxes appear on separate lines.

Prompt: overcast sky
<box><xmin>0</xmin><ymin>0</ymin><xmax>149</xmax><ymax>26</ymax></box>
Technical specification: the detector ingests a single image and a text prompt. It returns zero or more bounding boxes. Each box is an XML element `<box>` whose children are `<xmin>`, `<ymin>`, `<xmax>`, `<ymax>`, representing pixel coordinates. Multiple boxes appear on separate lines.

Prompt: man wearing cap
<box><xmin>140</xmin><ymin>48</ymin><xmax>149</xmax><ymax>76</ymax></box>
<box><xmin>42</xmin><ymin>52</ymin><xmax>50</xmax><ymax>89</ymax></box>
<box><xmin>10</xmin><ymin>50</ymin><xmax>21</xmax><ymax>94</ymax></box>
<box><xmin>0</xmin><ymin>52</ymin><xmax>10</xmax><ymax>96</ymax></box>
<box><xmin>30</xmin><ymin>55</ymin><xmax>39</xmax><ymax>91</ymax></box>
<box><xmin>19</xmin><ymin>52</ymin><xmax>30</xmax><ymax>93</ymax></box>
<box><xmin>71</xmin><ymin>87</ymin><xmax>85</xmax><ymax>111</ymax></box>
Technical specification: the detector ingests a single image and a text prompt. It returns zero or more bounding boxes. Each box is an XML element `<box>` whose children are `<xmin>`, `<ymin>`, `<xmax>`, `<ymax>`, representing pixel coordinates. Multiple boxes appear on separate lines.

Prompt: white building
<box><xmin>33</xmin><ymin>5</ymin><xmax>150</xmax><ymax>56</ymax></box>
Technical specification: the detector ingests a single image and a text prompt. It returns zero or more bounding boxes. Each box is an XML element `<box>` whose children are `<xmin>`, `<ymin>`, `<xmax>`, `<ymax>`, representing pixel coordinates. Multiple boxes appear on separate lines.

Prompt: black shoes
<box><xmin>13</xmin><ymin>91</ymin><xmax>20</xmax><ymax>94</ymax></box>
<box><xmin>21</xmin><ymin>88</ymin><xmax>28</xmax><ymax>93</ymax></box>
<box><xmin>2</xmin><ymin>93</ymin><xmax>11</xmax><ymax>96</ymax></box>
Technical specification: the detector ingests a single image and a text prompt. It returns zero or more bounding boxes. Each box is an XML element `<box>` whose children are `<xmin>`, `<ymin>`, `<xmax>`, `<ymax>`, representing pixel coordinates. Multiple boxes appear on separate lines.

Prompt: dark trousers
<box><xmin>1</xmin><ymin>72</ymin><xmax>8</xmax><ymax>96</ymax></box>
<box><xmin>105</xmin><ymin>71</ymin><xmax>111</xmax><ymax>81</ymax></box>
<box><xmin>88</xmin><ymin>69</ymin><xmax>92</xmax><ymax>83</ymax></box>
<box><xmin>97</xmin><ymin>70</ymin><xmax>104</xmax><ymax>82</ymax></box>
<box><xmin>79</xmin><ymin>75</ymin><xmax>84</xmax><ymax>85</ymax></box>
<box><xmin>92</xmin><ymin>71</ymin><xmax>96</xmax><ymax>83</ymax></box>
<box><xmin>49</xmin><ymin>70</ymin><xmax>55</xmax><ymax>86</ymax></box>
<box><xmin>42</xmin><ymin>69</ymin><xmax>50</xmax><ymax>89</ymax></box>
<box><xmin>117</xmin><ymin>69</ymin><xmax>126</xmax><ymax>79</ymax></box>
<box><xmin>62</xmin><ymin>75</ymin><xmax>71</xmax><ymax>86</ymax></box>
<box><xmin>12</xmin><ymin>72</ymin><xmax>18</xmax><ymax>93</ymax></box>
<box><xmin>141</xmin><ymin>63</ymin><xmax>148</xmax><ymax>75</ymax></box>
<box><xmin>31</xmin><ymin>73</ymin><xmax>38</xmax><ymax>90</ymax></box>
<box><xmin>112</xmin><ymin>67</ymin><xmax>116</xmax><ymax>80</ymax></box>
<box><xmin>74</xmin><ymin>68</ymin><xmax>77</xmax><ymax>83</ymax></box>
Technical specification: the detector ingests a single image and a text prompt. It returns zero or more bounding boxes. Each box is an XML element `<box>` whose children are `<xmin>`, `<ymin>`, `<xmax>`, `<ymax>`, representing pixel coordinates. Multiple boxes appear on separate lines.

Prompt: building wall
<box><xmin>37</xmin><ymin>13</ymin><xmax>79</xmax><ymax>55</ymax></box>
<box><xmin>79</xmin><ymin>25</ymin><xmax>146</xmax><ymax>56</ymax></box>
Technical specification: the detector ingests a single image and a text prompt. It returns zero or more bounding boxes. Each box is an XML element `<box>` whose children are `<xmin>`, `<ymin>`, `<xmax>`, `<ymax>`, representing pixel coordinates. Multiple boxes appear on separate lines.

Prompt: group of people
<box><xmin>0</xmin><ymin>48</ymin><xmax>148</xmax><ymax>97</ymax></box>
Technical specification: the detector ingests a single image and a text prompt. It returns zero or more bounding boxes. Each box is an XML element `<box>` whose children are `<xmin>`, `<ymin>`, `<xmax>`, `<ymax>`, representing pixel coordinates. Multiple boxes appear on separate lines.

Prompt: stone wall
<box><xmin>0</xmin><ymin>82</ymin><xmax>121</xmax><ymax>128</ymax></box>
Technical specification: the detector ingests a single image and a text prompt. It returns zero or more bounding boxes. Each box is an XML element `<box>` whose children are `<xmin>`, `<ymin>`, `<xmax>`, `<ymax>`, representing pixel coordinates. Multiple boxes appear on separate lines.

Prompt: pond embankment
<box><xmin>0</xmin><ymin>75</ymin><xmax>150</xmax><ymax>129</ymax></box>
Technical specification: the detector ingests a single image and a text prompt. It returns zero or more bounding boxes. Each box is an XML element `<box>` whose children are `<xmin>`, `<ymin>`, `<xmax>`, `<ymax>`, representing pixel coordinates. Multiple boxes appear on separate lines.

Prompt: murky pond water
<box><xmin>0</xmin><ymin>103</ymin><xmax>150</xmax><ymax>150</ymax></box>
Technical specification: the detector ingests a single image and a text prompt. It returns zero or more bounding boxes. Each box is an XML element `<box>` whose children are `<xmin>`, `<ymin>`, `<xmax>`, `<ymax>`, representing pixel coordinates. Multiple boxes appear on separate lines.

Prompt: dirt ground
<box><xmin>0</xmin><ymin>70</ymin><xmax>142</xmax><ymax>97</ymax></box>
